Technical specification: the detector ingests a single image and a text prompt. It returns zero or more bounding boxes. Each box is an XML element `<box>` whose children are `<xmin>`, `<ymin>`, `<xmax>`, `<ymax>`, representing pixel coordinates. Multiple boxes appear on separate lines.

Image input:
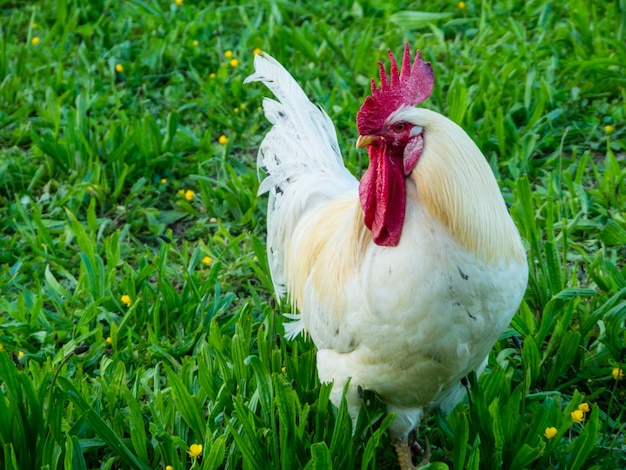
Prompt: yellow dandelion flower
<box><xmin>192</xmin><ymin>39</ymin><xmax>199</xmax><ymax>47</ymax></box>
<box><xmin>605</xmin><ymin>124</ymin><xmax>614</xmax><ymax>135</ymax></box>
<box><xmin>543</xmin><ymin>427</ymin><xmax>557</xmax><ymax>439</ymax></box>
<box><xmin>209</xmin><ymin>72</ymin><xmax>216</xmax><ymax>79</ymax></box>
<box><xmin>160</xmin><ymin>178</ymin><xmax>167</xmax><ymax>184</ymax></box>
<box><xmin>174</xmin><ymin>0</ymin><xmax>183</xmax><ymax>4</ymax></box>
<box><xmin>203</xmin><ymin>256</ymin><xmax>212</xmax><ymax>264</ymax></box>
<box><xmin>224</xmin><ymin>50</ymin><xmax>233</xmax><ymax>58</ymax></box>
<box><xmin>31</xmin><ymin>36</ymin><xmax>40</xmax><ymax>46</ymax></box>
<box><xmin>106</xmin><ymin>337</ymin><xmax>112</xmax><ymax>344</ymax></box>
<box><xmin>218</xmin><ymin>135</ymin><xmax>228</xmax><ymax>145</ymax></box>
<box><xmin>458</xmin><ymin>1</ymin><xmax>466</xmax><ymax>9</ymax></box>
<box><xmin>185</xmin><ymin>189</ymin><xmax>194</xmax><ymax>201</ymax></box>
<box><xmin>115</xmin><ymin>64</ymin><xmax>124</xmax><ymax>73</ymax></box>
<box><xmin>230</xmin><ymin>58</ymin><xmax>239</xmax><ymax>67</ymax></box>
<box><xmin>166</xmin><ymin>466</ymin><xmax>173</xmax><ymax>470</ymax></box>
<box><xmin>253</xmin><ymin>256</ymin><xmax>258</xmax><ymax>262</ymax></box>
<box><xmin>18</xmin><ymin>351</ymin><xmax>24</xmax><ymax>357</ymax></box>
<box><xmin>187</xmin><ymin>444</ymin><xmax>202</xmax><ymax>458</ymax></box>
<box><xmin>281</xmin><ymin>366</ymin><xmax>286</xmax><ymax>373</ymax></box>
<box><xmin>613</xmin><ymin>367</ymin><xmax>624</xmax><ymax>380</ymax></box>
<box><xmin>178</xmin><ymin>189</ymin><xmax>185</xmax><ymax>196</ymax></box>
<box><xmin>578</xmin><ymin>403</ymin><xmax>590</xmax><ymax>413</ymax></box>
<box><xmin>253</xmin><ymin>47</ymin><xmax>262</xmax><ymax>55</ymax></box>
<box><xmin>121</xmin><ymin>294</ymin><xmax>132</xmax><ymax>306</ymax></box>
<box><xmin>571</xmin><ymin>409</ymin><xmax>584</xmax><ymax>423</ymax></box>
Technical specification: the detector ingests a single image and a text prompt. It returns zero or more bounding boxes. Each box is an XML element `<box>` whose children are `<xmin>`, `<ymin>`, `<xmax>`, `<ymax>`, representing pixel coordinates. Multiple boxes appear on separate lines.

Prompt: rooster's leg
<box><xmin>393</xmin><ymin>438</ymin><xmax>414</xmax><ymax>470</ymax></box>
<box><xmin>394</xmin><ymin>432</ymin><xmax>431</xmax><ymax>470</ymax></box>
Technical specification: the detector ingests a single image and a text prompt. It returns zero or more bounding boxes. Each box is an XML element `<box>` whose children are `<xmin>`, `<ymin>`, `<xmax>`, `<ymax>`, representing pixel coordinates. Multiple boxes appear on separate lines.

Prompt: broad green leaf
<box><xmin>201</xmin><ymin>433</ymin><xmax>226</xmax><ymax>470</ymax></box>
<box><xmin>389</xmin><ymin>11</ymin><xmax>453</xmax><ymax>29</ymax></box>
<box><xmin>124</xmin><ymin>389</ymin><xmax>150</xmax><ymax>464</ymax></box>
<box><xmin>305</xmin><ymin>442</ymin><xmax>332</xmax><ymax>470</ymax></box>
<box><xmin>163</xmin><ymin>366</ymin><xmax>206</xmax><ymax>441</ymax></box>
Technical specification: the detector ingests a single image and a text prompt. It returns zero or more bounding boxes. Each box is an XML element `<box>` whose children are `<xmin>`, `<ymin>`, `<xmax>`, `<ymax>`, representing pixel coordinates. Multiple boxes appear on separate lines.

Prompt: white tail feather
<box><xmin>244</xmin><ymin>53</ymin><xmax>349</xmax><ymax>177</ymax></box>
<box><xmin>245</xmin><ymin>52</ymin><xmax>358</xmax><ymax>328</ymax></box>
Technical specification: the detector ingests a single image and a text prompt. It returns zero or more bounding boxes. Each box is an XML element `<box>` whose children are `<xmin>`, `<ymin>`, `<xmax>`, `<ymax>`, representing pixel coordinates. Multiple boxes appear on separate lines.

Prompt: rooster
<box><xmin>245</xmin><ymin>44</ymin><xmax>528</xmax><ymax>469</ymax></box>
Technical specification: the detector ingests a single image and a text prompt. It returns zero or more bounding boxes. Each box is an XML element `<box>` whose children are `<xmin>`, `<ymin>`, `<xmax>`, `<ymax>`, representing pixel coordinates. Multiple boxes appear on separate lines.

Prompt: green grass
<box><xmin>0</xmin><ymin>0</ymin><xmax>625</xmax><ymax>468</ymax></box>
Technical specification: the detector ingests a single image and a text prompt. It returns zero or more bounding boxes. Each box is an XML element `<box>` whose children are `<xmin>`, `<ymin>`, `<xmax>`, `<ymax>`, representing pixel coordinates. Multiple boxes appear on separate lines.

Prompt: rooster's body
<box><xmin>246</xmin><ymin>46</ymin><xmax>528</xmax><ymax>468</ymax></box>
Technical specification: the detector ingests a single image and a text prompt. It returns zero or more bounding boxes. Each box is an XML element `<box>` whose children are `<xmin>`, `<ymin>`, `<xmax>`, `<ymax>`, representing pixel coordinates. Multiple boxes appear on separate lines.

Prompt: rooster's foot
<box><xmin>414</xmin><ymin>435</ymin><xmax>430</xmax><ymax>468</ymax></box>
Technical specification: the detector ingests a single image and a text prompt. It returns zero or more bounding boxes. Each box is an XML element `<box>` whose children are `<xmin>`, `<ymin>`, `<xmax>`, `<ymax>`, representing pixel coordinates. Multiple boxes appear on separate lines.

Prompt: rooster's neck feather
<box><xmin>407</xmin><ymin>109</ymin><xmax>525</xmax><ymax>264</ymax></box>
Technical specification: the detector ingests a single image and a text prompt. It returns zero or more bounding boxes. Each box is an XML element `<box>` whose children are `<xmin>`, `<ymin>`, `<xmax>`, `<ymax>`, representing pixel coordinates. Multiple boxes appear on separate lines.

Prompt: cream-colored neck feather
<box><xmin>401</xmin><ymin>108</ymin><xmax>524</xmax><ymax>264</ymax></box>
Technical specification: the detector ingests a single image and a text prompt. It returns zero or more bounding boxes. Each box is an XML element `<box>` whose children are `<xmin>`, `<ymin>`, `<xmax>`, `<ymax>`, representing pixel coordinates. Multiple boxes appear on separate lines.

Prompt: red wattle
<box><xmin>359</xmin><ymin>144</ymin><xmax>406</xmax><ymax>247</ymax></box>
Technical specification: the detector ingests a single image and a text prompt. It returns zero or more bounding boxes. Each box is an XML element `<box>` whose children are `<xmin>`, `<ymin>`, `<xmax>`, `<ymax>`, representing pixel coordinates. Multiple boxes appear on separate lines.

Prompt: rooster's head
<box><xmin>356</xmin><ymin>43</ymin><xmax>434</xmax><ymax>247</ymax></box>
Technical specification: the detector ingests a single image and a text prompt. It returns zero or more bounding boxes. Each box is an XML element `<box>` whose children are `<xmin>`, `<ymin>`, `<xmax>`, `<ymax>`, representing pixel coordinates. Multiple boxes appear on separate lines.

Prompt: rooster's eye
<box><xmin>394</xmin><ymin>123</ymin><xmax>406</xmax><ymax>132</ymax></box>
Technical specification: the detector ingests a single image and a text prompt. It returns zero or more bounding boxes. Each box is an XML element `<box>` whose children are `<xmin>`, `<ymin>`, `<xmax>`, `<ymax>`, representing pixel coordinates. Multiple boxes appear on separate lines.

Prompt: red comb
<box><xmin>356</xmin><ymin>43</ymin><xmax>434</xmax><ymax>135</ymax></box>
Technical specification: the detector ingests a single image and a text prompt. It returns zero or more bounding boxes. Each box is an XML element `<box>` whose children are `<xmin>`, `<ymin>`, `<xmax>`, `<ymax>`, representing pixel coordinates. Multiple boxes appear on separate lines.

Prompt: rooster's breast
<box><xmin>310</xmin><ymin>196</ymin><xmax>527</xmax><ymax>411</ymax></box>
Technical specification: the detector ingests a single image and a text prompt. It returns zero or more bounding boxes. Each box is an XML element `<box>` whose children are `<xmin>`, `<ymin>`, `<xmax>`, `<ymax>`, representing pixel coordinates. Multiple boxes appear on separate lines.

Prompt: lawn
<box><xmin>0</xmin><ymin>0</ymin><xmax>625</xmax><ymax>469</ymax></box>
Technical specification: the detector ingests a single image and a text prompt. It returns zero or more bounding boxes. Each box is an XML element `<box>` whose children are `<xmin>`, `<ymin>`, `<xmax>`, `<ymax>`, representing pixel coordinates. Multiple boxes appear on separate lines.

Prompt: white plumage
<box><xmin>245</xmin><ymin>53</ymin><xmax>358</xmax><ymax>306</ymax></box>
<box><xmin>246</xmin><ymin>50</ymin><xmax>528</xmax><ymax>468</ymax></box>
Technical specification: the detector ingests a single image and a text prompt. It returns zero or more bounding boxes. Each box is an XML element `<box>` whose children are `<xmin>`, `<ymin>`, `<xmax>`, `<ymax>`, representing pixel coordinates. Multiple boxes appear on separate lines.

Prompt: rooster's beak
<box><xmin>356</xmin><ymin>135</ymin><xmax>380</xmax><ymax>149</ymax></box>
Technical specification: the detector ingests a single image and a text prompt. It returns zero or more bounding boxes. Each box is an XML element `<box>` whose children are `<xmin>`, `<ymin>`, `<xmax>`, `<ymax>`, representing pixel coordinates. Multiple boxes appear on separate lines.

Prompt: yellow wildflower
<box><xmin>121</xmin><ymin>294</ymin><xmax>132</xmax><ymax>306</ymax></box>
<box><xmin>115</xmin><ymin>64</ymin><xmax>124</xmax><ymax>73</ymax></box>
<box><xmin>174</xmin><ymin>0</ymin><xmax>183</xmax><ymax>4</ymax></box>
<box><xmin>230</xmin><ymin>58</ymin><xmax>239</xmax><ymax>67</ymax></box>
<box><xmin>209</xmin><ymin>72</ymin><xmax>216</xmax><ymax>79</ymax></box>
<box><xmin>187</xmin><ymin>444</ymin><xmax>202</xmax><ymax>458</ymax></box>
<box><xmin>31</xmin><ymin>36</ymin><xmax>40</xmax><ymax>46</ymax></box>
<box><xmin>178</xmin><ymin>189</ymin><xmax>185</xmax><ymax>196</ymax></box>
<box><xmin>203</xmin><ymin>256</ymin><xmax>212</xmax><ymax>264</ymax></box>
<box><xmin>224</xmin><ymin>50</ymin><xmax>233</xmax><ymax>58</ymax></box>
<box><xmin>281</xmin><ymin>366</ymin><xmax>286</xmax><ymax>373</ymax></box>
<box><xmin>253</xmin><ymin>256</ymin><xmax>258</xmax><ymax>262</ymax></box>
<box><xmin>605</xmin><ymin>124</ymin><xmax>614</xmax><ymax>135</ymax></box>
<box><xmin>218</xmin><ymin>135</ymin><xmax>228</xmax><ymax>145</ymax></box>
<box><xmin>571</xmin><ymin>409</ymin><xmax>584</xmax><ymax>423</ymax></box>
<box><xmin>106</xmin><ymin>337</ymin><xmax>112</xmax><ymax>344</ymax></box>
<box><xmin>543</xmin><ymin>427</ymin><xmax>557</xmax><ymax>439</ymax></box>
<box><xmin>160</xmin><ymin>178</ymin><xmax>167</xmax><ymax>184</ymax></box>
<box><xmin>253</xmin><ymin>47</ymin><xmax>262</xmax><ymax>55</ymax></box>
<box><xmin>458</xmin><ymin>1</ymin><xmax>466</xmax><ymax>9</ymax></box>
<box><xmin>185</xmin><ymin>189</ymin><xmax>194</xmax><ymax>201</ymax></box>
<box><xmin>166</xmin><ymin>466</ymin><xmax>173</xmax><ymax>470</ymax></box>
<box><xmin>578</xmin><ymin>403</ymin><xmax>590</xmax><ymax>413</ymax></box>
<box><xmin>18</xmin><ymin>351</ymin><xmax>24</xmax><ymax>357</ymax></box>
<box><xmin>240</xmin><ymin>102</ymin><xmax>247</xmax><ymax>110</ymax></box>
<box><xmin>192</xmin><ymin>39</ymin><xmax>199</xmax><ymax>47</ymax></box>
<box><xmin>613</xmin><ymin>367</ymin><xmax>624</xmax><ymax>380</ymax></box>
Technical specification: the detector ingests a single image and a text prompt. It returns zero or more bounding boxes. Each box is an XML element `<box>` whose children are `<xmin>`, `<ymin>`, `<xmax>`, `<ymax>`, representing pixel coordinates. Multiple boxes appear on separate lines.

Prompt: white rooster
<box><xmin>245</xmin><ymin>44</ymin><xmax>528</xmax><ymax>469</ymax></box>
